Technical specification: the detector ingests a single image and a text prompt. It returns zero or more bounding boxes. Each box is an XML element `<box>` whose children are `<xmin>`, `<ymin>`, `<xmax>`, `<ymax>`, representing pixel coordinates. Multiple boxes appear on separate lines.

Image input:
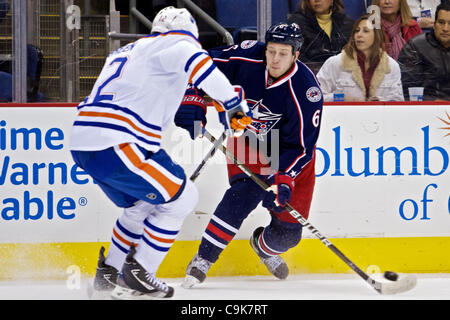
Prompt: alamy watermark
<box><xmin>66</xmin><ymin>5</ymin><xmax>81</xmax><ymax>30</ymax></box>
<box><xmin>66</xmin><ymin>264</ymin><xmax>81</xmax><ymax>290</ymax></box>
<box><xmin>366</xmin><ymin>5</ymin><xmax>382</xmax><ymax>29</ymax></box>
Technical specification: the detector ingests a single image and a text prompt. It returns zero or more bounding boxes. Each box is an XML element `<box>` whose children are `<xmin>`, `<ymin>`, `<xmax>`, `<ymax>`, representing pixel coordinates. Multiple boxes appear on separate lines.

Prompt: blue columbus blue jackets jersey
<box><xmin>208</xmin><ymin>41</ymin><xmax>323</xmax><ymax>182</ymax></box>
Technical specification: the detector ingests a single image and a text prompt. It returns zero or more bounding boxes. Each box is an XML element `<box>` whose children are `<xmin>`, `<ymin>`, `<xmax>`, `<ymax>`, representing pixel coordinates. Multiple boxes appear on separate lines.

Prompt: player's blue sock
<box><xmin>259</xmin><ymin>216</ymin><xmax>303</xmax><ymax>255</ymax></box>
<box><xmin>198</xmin><ymin>178</ymin><xmax>265</xmax><ymax>262</ymax></box>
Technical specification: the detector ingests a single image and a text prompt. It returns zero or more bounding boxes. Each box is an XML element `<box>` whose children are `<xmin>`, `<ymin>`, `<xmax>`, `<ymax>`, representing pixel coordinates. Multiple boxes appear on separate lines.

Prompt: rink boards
<box><xmin>0</xmin><ymin>103</ymin><xmax>449</xmax><ymax>280</ymax></box>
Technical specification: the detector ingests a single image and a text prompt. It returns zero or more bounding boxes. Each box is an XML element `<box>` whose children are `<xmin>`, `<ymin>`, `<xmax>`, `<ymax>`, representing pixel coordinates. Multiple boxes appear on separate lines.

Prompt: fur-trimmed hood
<box><xmin>316</xmin><ymin>51</ymin><xmax>404</xmax><ymax>102</ymax></box>
<box><xmin>341</xmin><ymin>50</ymin><xmax>391</xmax><ymax>98</ymax></box>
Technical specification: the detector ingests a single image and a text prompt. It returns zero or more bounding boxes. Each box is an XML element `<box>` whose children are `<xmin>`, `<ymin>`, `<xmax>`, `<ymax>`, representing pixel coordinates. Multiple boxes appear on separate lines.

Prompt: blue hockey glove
<box><xmin>174</xmin><ymin>87</ymin><xmax>207</xmax><ymax>139</ymax></box>
<box><xmin>214</xmin><ymin>85</ymin><xmax>253</xmax><ymax>137</ymax></box>
<box><xmin>262</xmin><ymin>172</ymin><xmax>295</xmax><ymax>213</ymax></box>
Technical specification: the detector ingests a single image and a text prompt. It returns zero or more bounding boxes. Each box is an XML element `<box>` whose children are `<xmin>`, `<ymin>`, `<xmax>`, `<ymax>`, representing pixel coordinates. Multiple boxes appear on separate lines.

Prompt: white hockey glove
<box><xmin>214</xmin><ymin>85</ymin><xmax>253</xmax><ymax>137</ymax></box>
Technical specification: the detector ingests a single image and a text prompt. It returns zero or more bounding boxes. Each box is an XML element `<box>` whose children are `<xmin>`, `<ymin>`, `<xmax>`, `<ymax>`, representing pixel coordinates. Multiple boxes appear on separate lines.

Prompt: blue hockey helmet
<box><xmin>265</xmin><ymin>22</ymin><xmax>304</xmax><ymax>53</ymax></box>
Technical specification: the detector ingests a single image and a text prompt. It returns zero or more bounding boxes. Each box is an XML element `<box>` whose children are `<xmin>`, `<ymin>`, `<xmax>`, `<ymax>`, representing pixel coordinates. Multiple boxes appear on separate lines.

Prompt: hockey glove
<box><xmin>262</xmin><ymin>172</ymin><xmax>295</xmax><ymax>213</ymax></box>
<box><xmin>214</xmin><ymin>85</ymin><xmax>253</xmax><ymax>137</ymax></box>
<box><xmin>174</xmin><ymin>87</ymin><xmax>207</xmax><ymax>139</ymax></box>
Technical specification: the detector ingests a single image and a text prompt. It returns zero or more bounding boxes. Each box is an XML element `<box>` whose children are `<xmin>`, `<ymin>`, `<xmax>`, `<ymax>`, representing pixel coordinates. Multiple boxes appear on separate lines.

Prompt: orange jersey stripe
<box><xmin>144</xmin><ymin>228</ymin><xmax>175</xmax><ymax>244</ymax></box>
<box><xmin>79</xmin><ymin>111</ymin><xmax>161</xmax><ymax>139</ymax></box>
<box><xmin>189</xmin><ymin>56</ymin><xmax>211</xmax><ymax>83</ymax></box>
<box><xmin>119</xmin><ymin>143</ymin><xmax>181</xmax><ymax>198</ymax></box>
<box><xmin>113</xmin><ymin>228</ymin><xmax>137</xmax><ymax>247</ymax></box>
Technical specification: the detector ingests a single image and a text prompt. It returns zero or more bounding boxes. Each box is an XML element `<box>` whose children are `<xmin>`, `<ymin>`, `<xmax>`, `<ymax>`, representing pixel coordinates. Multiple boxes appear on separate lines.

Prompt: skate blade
<box><xmin>89</xmin><ymin>289</ymin><xmax>114</xmax><ymax>300</ymax></box>
<box><xmin>182</xmin><ymin>275</ymin><xmax>201</xmax><ymax>289</ymax></box>
<box><xmin>111</xmin><ymin>285</ymin><xmax>168</xmax><ymax>300</ymax></box>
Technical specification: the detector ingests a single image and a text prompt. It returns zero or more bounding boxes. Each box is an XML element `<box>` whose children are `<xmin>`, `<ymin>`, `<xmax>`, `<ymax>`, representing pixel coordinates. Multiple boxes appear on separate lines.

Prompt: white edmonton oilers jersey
<box><xmin>70</xmin><ymin>31</ymin><xmax>236</xmax><ymax>152</ymax></box>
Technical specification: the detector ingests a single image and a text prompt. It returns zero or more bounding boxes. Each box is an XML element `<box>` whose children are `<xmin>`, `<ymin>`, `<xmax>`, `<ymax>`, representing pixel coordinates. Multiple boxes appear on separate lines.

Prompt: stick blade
<box><xmin>380</xmin><ymin>274</ymin><xmax>417</xmax><ymax>295</ymax></box>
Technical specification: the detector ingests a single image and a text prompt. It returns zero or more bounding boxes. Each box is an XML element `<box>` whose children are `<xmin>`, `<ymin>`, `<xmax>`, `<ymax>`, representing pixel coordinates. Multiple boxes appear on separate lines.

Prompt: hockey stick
<box><xmin>203</xmin><ymin>129</ymin><xmax>417</xmax><ymax>295</ymax></box>
<box><xmin>189</xmin><ymin>130</ymin><xmax>227</xmax><ymax>182</ymax></box>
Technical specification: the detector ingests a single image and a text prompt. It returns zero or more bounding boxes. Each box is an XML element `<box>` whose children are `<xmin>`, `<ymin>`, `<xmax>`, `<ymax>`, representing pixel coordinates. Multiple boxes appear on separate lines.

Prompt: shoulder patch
<box><xmin>306</xmin><ymin>86</ymin><xmax>322</xmax><ymax>102</ymax></box>
<box><xmin>241</xmin><ymin>40</ymin><xmax>257</xmax><ymax>49</ymax></box>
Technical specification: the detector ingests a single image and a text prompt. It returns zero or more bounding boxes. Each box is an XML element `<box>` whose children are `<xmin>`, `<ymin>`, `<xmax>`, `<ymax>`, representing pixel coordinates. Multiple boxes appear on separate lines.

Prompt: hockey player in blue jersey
<box><xmin>175</xmin><ymin>22</ymin><xmax>324</xmax><ymax>287</ymax></box>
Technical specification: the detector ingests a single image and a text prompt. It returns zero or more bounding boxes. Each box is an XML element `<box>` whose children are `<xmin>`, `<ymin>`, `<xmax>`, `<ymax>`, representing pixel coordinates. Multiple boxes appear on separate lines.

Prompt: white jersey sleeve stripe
<box><xmin>187</xmin><ymin>55</ymin><xmax>214</xmax><ymax>83</ymax></box>
<box><xmin>192</xmin><ymin>63</ymin><xmax>216</xmax><ymax>87</ymax></box>
<box><xmin>185</xmin><ymin>51</ymin><xmax>208</xmax><ymax>72</ymax></box>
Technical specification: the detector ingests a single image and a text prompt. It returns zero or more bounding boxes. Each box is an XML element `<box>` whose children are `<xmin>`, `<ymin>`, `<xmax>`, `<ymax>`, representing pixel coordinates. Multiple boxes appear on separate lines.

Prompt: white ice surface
<box><xmin>0</xmin><ymin>273</ymin><xmax>449</xmax><ymax>300</ymax></box>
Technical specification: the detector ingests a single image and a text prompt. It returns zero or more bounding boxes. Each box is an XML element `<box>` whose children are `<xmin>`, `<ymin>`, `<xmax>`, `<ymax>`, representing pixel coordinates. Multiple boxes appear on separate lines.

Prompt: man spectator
<box><xmin>398</xmin><ymin>1</ymin><xmax>450</xmax><ymax>100</ymax></box>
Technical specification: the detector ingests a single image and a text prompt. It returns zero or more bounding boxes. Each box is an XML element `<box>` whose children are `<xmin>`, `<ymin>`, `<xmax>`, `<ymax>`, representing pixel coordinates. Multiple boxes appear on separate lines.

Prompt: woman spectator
<box><xmin>371</xmin><ymin>0</ymin><xmax>422</xmax><ymax>59</ymax></box>
<box><xmin>288</xmin><ymin>0</ymin><xmax>354</xmax><ymax>74</ymax></box>
<box><xmin>317</xmin><ymin>14</ymin><xmax>405</xmax><ymax>101</ymax></box>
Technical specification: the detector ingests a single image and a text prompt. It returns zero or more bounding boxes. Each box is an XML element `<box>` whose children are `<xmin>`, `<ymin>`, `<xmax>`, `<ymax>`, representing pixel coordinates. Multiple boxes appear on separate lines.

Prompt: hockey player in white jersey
<box><xmin>69</xmin><ymin>6</ymin><xmax>252</xmax><ymax>300</ymax></box>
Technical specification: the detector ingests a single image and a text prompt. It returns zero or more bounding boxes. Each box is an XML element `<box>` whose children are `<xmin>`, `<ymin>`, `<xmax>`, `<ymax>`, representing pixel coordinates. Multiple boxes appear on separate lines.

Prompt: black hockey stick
<box><xmin>203</xmin><ymin>129</ymin><xmax>417</xmax><ymax>295</ymax></box>
<box><xmin>189</xmin><ymin>130</ymin><xmax>227</xmax><ymax>182</ymax></box>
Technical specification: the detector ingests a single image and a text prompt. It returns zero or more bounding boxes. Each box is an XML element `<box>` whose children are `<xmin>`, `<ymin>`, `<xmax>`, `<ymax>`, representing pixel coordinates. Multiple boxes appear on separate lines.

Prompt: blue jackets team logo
<box><xmin>246</xmin><ymin>99</ymin><xmax>282</xmax><ymax>141</ymax></box>
<box><xmin>306</xmin><ymin>86</ymin><xmax>322</xmax><ymax>102</ymax></box>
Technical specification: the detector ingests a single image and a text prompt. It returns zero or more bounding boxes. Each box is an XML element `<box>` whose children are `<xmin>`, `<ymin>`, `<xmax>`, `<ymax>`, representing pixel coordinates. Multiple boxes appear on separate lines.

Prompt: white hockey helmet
<box><xmin>151</xmin><ymin>6</ymin><xmax>199</xmax><ymax>38</ymax></box>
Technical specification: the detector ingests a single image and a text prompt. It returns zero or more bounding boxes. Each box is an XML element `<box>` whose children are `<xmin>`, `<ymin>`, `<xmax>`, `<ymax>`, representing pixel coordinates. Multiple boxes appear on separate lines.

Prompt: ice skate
<box><xmin>182</xmin><ymin>253</ymin><xmax>213</xmax><ymax>288</ymax></box>
<box><xmin>88</xmin><ymin>246</ymin><xmax>119</xmax><ymax>299</ymax></box>
<box><xmin>111</xmin><ymin>245</ymin><xmax>174</xmax><ymax>300</ymax></box>
<box><xmin>250</xmin><ymin>227</ymin><xmax>289</xmax><ymax>280</ymax></box>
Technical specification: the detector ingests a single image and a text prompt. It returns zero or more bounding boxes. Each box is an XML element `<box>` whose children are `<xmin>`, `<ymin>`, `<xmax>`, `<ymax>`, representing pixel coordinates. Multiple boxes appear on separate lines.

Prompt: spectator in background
<box><xmin>288</xmin><ymin>0</ymin><xmax>354</xmax><ymax>74</ymax></box>
<box><xmin>0</xmin><ymin>0</ymin><xmax>10</xmax><ymax>102</ymax></box>
<box><xmin>0</xmin><ymin>2</ymin><xmax>43</xmax><ymax>102</ymax></box>
<box><xmin>407</xmin><ymin>0</ymin><xmax>442</xmax><ymax>29</ymax></box>
<box><xmin>0</xmin><ymin>0</ymin><xmax>9</xmax><ymax>22</ymax></box>
<box><xmin>343</xmin><ymin>0</ymin><xmax>369</xmax><ymax>20</ymax></box>
<box><xmin>398</xmin><ymin>1</ymin><xmax>450</xmax><ymax>100</ymax></box>
<box><xmin>0</xmin><ymin>71</ymin><xmax>12</xmax><ymax>102</ymax></box>
<box><xmin>0</xmin><ymin>45</ymin><xmax>44</xmax><ymax>102</ymax></box>
<box><xmin>317</xmin><ymin>14</ymin><xmax>404</xmax><ymax>101</ymax></box>
<box><xmin>370</xmin><ymin>0</ymin><xmax>422</xmax><ymax>59</ymax></box>
<box><xmin>26</xmin><ymin>44</ymin><xmax>44</xmax><ymax>102</ymax></box>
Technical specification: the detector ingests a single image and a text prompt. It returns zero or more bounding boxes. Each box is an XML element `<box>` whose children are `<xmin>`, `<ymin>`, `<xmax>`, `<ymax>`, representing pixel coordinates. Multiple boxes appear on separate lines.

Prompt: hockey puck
<box><xmin>384</xmin><ymin>271</ymin><xmax>399</xmax><ymax>281</ymax></box>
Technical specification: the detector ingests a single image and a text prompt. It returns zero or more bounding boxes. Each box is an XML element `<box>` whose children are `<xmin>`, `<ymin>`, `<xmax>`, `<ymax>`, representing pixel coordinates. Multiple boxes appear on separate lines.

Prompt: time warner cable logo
<box><xmin>0</xmin><ymin>120</ymin><xmax>91</xmax><ymax>221</ymax></box>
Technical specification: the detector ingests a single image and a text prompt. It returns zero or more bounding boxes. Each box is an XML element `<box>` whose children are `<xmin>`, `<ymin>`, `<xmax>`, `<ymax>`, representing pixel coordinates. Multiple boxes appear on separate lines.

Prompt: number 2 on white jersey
<box><xmin>92</xmin><ymin>56</ymin><xmax>128</xmax><ymax>103</ymax></box>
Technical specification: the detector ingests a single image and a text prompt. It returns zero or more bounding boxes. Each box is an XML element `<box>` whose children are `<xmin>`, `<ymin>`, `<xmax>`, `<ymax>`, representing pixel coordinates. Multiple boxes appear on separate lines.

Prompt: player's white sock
<box><xmin>134</xmin><ymin>217</ymin><xmax>180</xmax><ymax>274</ymax></box>
<box><xmin>133</xmin><ymin>179</ymin><xmax>198</xmax><ymax>273</ymax></box>
<box><xmin>105</xmin><ymin>218</ymin><xmax>142</xmax><ymax>271</ymax></box>
<box><xmin>105</xmin><ymin>202</ymin><xmax>150</xmax><ymax>270</ymax></box>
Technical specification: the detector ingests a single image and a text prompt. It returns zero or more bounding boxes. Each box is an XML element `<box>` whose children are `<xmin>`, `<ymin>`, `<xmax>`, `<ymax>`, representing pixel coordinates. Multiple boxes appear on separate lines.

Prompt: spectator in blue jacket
<box><xmin>0</xmin><ymin>71</ymin><xmax>12</xmax><ymax>102</ymax></box>
<box><xmin>0</xmin><ymin>45</ymin><xmax>44</xmax><ymax>102</ymax></box>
